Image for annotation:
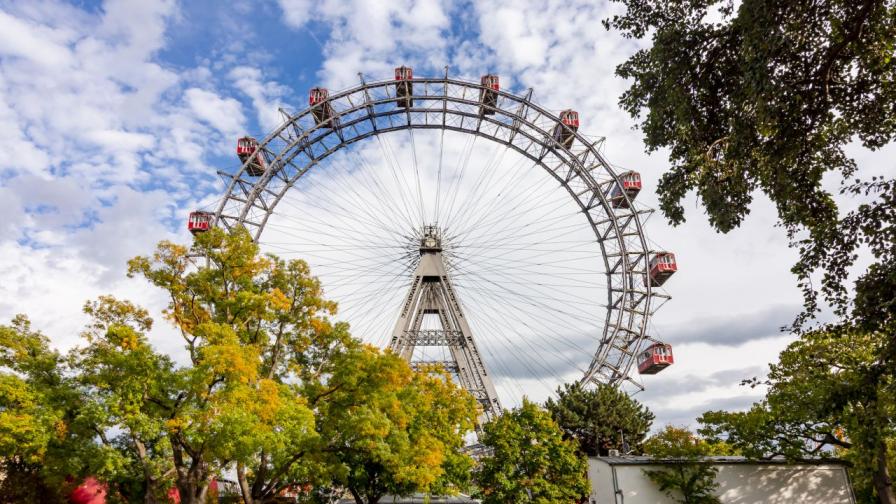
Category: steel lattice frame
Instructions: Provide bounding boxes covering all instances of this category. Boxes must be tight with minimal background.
[213,74,670,390]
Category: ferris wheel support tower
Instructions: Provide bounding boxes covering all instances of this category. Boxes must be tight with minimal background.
[388,226,502,424]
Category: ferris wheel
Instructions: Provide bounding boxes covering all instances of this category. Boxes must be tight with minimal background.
[189,67,677,413]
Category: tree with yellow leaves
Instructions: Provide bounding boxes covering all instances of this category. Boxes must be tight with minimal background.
[121,227,346,503]
[311,351,478,504]
[127,228,477,503]
[1,227,478,504]
[130,227,480,503]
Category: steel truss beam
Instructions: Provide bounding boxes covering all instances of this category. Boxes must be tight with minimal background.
[396,330,464,346]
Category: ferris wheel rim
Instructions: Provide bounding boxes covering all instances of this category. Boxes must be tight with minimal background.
[212,73,667,390]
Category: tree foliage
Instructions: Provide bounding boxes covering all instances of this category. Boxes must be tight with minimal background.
[117,227,337,503]
[606,4,896,499]
[0,316,69,503]
[70,296,181,503]
[313,353,478,504]
[605,0,896,328]
[474,399,589,504]
[642,426,725,504]
[699,327,895,503]
[0,227,478,504]
[545,382,654,456]
[0,316,65,465]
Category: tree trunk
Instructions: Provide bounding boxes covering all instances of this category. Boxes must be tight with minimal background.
[174,462,210,504]
[132,436,165,504]
[176,476,209,504]
[251,452,268,498]
[237,462,255,504]
[176,480,207,504]
[873,438,895,504]
[170,434,210,504]
[144,484,163,504]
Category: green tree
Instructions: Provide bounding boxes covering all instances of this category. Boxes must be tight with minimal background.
[642,426,736,504]
[0,316,65,465]
[69,296,182,503]
[1,227,480,504]
[0,316,69,503]
[604,0,896,329]
[0,227,331,503]
[604,4,896,501]
[311,350,478,504]
[474,399,589,504]
[124,227,339,503]
[545,382,654,456]
[699,327,895,503]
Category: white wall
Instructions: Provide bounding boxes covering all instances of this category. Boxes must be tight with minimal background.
[587,458,618,504]
[587,459,855,504]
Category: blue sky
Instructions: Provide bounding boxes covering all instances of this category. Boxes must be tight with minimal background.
[4,0,890,428]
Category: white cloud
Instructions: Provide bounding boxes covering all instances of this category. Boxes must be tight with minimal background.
[0,237,186,360]
[228,66,289,131]
[478,6,548,70]
[185,88,247,137]
[0,0,239,236]
[0,0,249,357]
[0,186,24,239]
[277,0,452,88]
[86,129,157,151]
[0,95,51,176]
[0,9,73,67]
[277,0,312,29]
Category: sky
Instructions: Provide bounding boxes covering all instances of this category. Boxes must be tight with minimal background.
[1,0,892,430]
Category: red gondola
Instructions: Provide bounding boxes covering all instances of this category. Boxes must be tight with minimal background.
[395,66,413,108]
[479,74,499,115]
[610,171,642,208]
[309,87,335,127]
[647,252,677,287]
[637,343,674,374]
[236,136,265,176]
[187,211,213,235]
[552,109,579,149]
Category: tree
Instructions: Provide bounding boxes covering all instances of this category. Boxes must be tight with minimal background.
[642,426,736,504]
[545,382,654,456]
[0,316,65,466]
[311,350,478,504]
[0,316,69,504]
[474,399,589,504]
[0,227,480,504]
[699,327,895,503]
[123,227,341,503]
[605,4,896,500]
[68,296,194,503]
[604,0,896,329]
[0,228,338,503]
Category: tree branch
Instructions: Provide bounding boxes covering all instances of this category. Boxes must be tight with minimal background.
[237,463,255,504]
[819,0,877,100]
